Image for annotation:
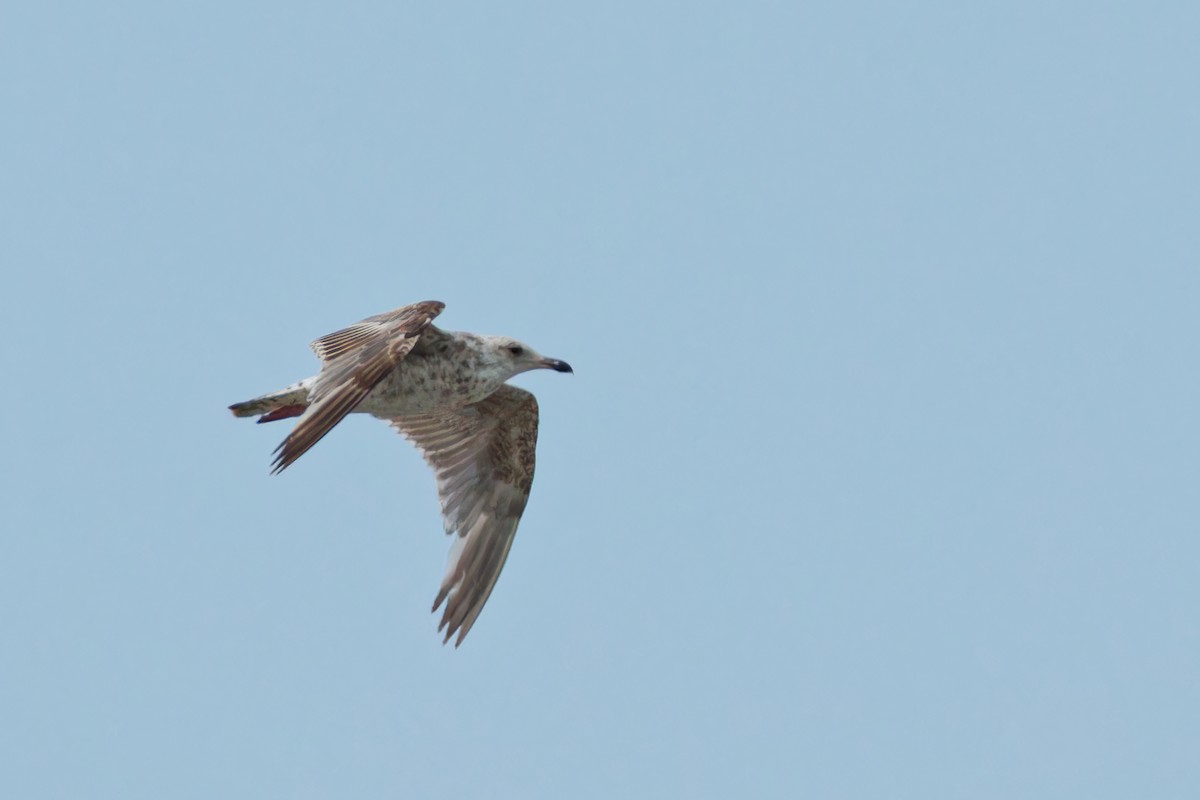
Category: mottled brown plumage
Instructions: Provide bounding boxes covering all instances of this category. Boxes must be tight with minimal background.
[229,301,572,645]
[391,385,539,642]
[270,301,444,474]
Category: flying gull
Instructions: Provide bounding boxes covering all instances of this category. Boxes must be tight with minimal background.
[229,301,572,645]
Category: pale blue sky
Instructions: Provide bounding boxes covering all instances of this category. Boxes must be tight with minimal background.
[2,2,1198,798]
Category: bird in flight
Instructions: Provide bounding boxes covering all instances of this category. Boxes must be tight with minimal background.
[229,301,572,645]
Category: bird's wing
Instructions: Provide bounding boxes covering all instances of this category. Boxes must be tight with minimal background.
[390,384,540,646]
[271,300,445,474]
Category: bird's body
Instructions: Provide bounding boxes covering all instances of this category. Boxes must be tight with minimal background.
[229,301,572,645]
[358,331,521,415]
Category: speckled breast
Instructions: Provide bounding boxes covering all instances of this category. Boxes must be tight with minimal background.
[358,350,503,416]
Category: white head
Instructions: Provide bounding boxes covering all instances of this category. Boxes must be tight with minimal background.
[482,336,574,379]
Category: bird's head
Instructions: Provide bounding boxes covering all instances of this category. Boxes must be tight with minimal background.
[486,336,573,378]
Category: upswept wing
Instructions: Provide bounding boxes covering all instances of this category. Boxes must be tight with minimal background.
[271,300,445,474]
[390,385,540,646]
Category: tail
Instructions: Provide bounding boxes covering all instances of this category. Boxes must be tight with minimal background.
[228,378,314,424]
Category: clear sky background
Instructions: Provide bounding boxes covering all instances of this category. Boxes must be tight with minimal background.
[2,2,1197,798]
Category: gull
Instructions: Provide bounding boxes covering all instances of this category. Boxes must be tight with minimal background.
[229,301,572,645]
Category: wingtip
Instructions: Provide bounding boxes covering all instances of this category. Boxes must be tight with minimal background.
[432,587,450,613]
[268,439,291,475]
[434,597,463,646]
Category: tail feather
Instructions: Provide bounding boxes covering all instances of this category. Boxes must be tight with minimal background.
[254,404,307,424]
[228,379,313,422]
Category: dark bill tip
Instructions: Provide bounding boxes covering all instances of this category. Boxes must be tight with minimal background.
[546,359,573,374]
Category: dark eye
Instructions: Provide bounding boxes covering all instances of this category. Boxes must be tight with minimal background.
[507,345,524,356]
